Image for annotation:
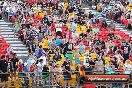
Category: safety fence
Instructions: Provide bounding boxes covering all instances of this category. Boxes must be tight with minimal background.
[0,72,131,88]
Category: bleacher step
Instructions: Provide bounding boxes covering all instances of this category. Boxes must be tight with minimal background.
[0,27,14,29]
[17,53,29,57]
[10,43,26,47]
[6,40,22,44]
[0,30,12,32]
[0,24,8,26]
[1,32,14,35]
[0,22,12,24]
[2,35,16,38]
[13,47,28,50]
[3,37,18,40]
[13,51,29,54]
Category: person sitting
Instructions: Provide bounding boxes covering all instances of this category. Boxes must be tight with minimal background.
[53,52,62,62]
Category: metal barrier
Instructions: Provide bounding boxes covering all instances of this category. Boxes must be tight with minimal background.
[0,72,131,88]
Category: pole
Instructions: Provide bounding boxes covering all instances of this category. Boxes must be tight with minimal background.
[48,72,51,88]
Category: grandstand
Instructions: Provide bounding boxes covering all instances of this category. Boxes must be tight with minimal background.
[0,0,131,88]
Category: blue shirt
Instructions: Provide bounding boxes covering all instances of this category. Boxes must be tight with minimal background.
[27,59,35,67]
[35,49,40,58]
[8,11,14,16]
[93,27,99,34]
[39,48,43,57]
[54,39,62,45]
[23,66,28,72]
[79,45,85,54]
[106,67,114,74]
[75,58,80,64]
[70,23,76,33]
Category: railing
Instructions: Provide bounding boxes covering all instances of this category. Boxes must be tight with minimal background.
[0,72,131,88]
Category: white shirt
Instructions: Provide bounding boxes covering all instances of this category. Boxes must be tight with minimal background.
[3,2,7,8]
[114,54,121,64]
[124,63,132,74]
[12,7,17,13]
[37,62,43,72]
[39,56,47,66]
[83,56,90,66]
[6,7,10,12]
[56,28,62,32]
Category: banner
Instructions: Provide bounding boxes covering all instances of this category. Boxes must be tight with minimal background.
[85,75,130,82]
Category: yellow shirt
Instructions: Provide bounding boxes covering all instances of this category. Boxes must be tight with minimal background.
[81,25,87,31]
[39,39,48,48]
[69,12,74,18]
[105,56,111,65]
[90,53,96,59]
[126,4,132,11]
[36,10,39,16]
[39,42,48,48]
[67,22,71,29]
[76,25,81,31]
[64,3,68,10]
[97,4,101,11]
[79,66,85,76]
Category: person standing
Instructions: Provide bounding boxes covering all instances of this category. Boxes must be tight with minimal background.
[0,55,8,87]
[62,57,72,88]
[121,42,131,63]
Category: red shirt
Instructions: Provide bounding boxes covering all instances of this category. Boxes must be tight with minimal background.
[29,0,35,5]
[18,64,23,72]
[30,64,35,72]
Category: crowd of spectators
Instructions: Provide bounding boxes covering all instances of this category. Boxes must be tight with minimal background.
[0,0,131,87]
[96,0,132,30]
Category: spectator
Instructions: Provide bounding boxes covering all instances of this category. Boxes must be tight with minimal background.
[1,1,132,87]
[101,19,107,29]
[121,42,131,62]
[124,60,132,74]
[93,25,99,34]
[62,57,72,87]
[109,21,115,30]
[0,55,8,83]
[42,64,49,86]
[114,51,124,65]
[78,42,85,54]
[53,51,61,62]
[27,54,36,70]
[105,64,114,74]
[94,56,104,74]
[36,59,43,84]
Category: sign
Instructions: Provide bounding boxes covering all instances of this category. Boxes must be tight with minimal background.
[85,75,130,83]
